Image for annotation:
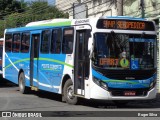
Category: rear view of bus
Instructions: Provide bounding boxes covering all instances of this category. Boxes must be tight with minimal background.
[90,17,157,103]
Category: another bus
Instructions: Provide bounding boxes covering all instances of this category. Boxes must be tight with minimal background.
[3,16,157,105]
[0,38,3,76]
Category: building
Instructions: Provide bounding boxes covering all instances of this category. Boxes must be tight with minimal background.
[55,0,118,18]
[124,0,160,93]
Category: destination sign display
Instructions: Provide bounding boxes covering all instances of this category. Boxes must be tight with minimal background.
[96,19,155,31]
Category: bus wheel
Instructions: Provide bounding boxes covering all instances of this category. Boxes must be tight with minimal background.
[63,79,78,105]
[19,72,28,94]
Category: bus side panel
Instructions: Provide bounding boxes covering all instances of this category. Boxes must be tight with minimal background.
[17,53,30,87]
[5,53,30,87]
[5,53,19,84]
[38,54,66,93]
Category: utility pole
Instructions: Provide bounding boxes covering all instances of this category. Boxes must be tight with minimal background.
[117,0,123,16]
[140,0,145,18]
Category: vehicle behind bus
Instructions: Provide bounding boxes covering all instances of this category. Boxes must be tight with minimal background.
[0,38,3,76]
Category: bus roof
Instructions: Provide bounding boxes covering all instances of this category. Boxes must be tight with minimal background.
[5,25,69,33]
[5,16,154,33]
[26,19,72,27]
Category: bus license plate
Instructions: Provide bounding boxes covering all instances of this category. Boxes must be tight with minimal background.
[124,91,136,96]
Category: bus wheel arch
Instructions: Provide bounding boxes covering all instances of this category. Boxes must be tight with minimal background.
[18,70,28,94]
[63,79,78,105]
[62,75,78,104]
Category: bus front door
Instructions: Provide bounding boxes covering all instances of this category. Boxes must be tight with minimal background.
[30,34,40,90]
[74,30,90,96]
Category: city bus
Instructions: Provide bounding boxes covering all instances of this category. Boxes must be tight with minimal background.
[0,38,3,76]
[3,16,157,105]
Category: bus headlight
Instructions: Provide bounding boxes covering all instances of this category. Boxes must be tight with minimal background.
[93,77,108,90]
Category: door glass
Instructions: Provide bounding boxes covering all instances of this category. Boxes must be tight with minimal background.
[33,35,40,58]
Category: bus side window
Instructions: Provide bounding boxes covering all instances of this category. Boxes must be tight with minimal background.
[41,30,51,53]
[51,29,62,54]
[62,28,74,54]
[13,33,20,52]
[21,32,30,53]
[5,33,12,52]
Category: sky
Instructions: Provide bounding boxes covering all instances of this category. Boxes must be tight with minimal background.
[23,0,55,5]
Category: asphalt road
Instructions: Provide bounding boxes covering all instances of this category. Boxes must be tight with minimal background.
[0,78,160,120]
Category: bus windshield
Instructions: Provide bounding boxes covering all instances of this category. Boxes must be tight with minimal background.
[92,33,156,70]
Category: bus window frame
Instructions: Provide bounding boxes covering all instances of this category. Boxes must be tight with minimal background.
[50,28,62,54]
[21,32,30,53]
[40,29,51,54]
[62,27,74,54]
[5,33,13,53]
[12,33,21,53]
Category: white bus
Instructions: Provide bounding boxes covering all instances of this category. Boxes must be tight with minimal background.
[3,16,157,105]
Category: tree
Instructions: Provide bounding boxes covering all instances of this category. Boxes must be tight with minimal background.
[0,0,26,19]
[0,1,69,37]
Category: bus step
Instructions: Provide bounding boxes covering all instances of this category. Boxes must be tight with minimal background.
[31,86,38,91]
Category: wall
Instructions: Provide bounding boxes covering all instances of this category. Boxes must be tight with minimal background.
[55,0,117,18]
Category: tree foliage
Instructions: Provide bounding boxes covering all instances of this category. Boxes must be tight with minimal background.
[0,1,69,37]
[0,0,25,18]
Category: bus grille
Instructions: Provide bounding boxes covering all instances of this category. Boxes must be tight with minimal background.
[93,66,156,80]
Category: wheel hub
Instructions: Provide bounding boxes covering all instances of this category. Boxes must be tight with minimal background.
[67,85,74,100]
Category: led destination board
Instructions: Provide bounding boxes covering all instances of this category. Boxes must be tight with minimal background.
[97,19,155,31]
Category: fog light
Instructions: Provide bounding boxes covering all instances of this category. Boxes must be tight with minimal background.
[93,76,108,90]
[100,81,108,90]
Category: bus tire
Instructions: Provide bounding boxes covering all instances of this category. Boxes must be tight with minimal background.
[63,79,78,105]
[19,72,28,94]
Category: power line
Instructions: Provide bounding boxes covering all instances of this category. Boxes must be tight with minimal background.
[1,0,78,19]
[0,0,115,30]
[72,0,114,16]
[0,0,56,18]
[2,0,114,20]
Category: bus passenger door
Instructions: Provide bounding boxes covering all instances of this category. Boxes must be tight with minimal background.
[74,30,90,96]
[30,33,40,89]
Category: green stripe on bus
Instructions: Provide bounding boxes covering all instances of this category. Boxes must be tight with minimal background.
[5,58,30,69]
[33,21,71,27]
[5,57,73,69]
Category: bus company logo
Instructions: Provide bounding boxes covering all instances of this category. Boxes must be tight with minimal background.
[75,19,89,25]
[41,64,62,71]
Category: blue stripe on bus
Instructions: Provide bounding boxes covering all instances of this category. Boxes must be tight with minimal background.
[106,16,146,20]
[92,68,156,89]
[6,26,70,33]
[129,38,155,42]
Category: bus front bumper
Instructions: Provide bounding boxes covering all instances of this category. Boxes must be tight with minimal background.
[90,83,157,100]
